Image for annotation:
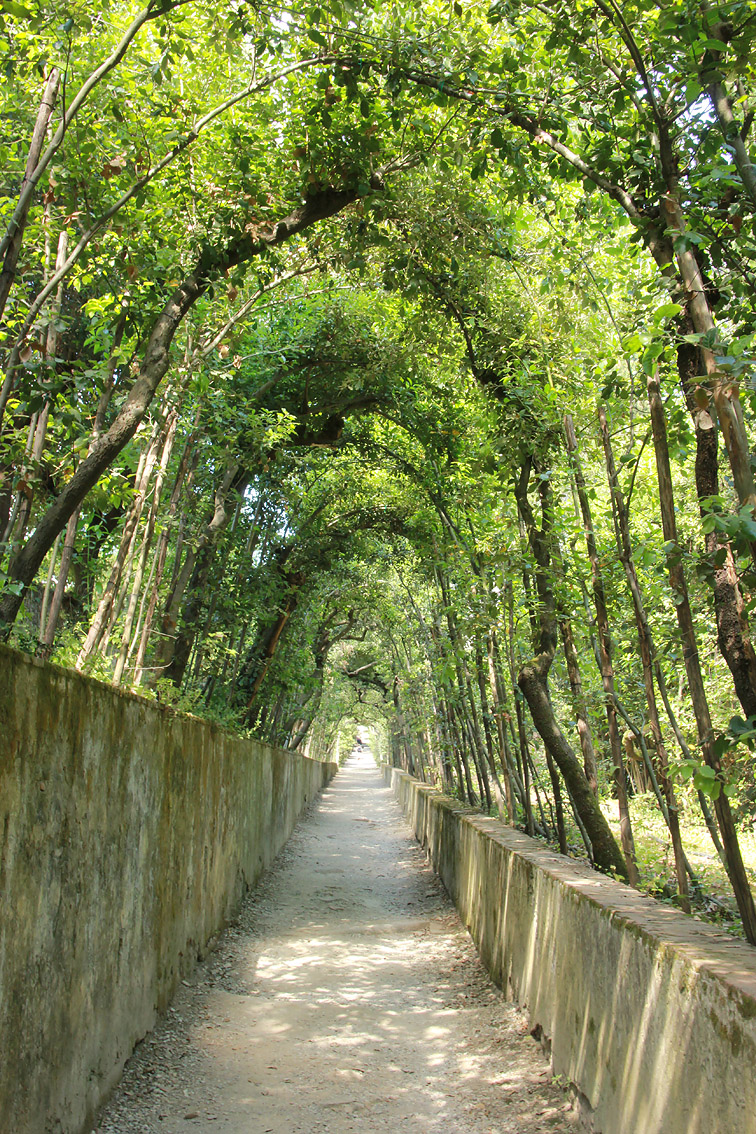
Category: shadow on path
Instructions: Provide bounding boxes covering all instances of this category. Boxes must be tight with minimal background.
[94,752,579,1133]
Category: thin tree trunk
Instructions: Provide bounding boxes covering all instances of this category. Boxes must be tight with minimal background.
[645,371,756,941]
[76,422,161,668]
[707,79,756,212]
[544,746,568,854]
[653,658,728,868]
[38,307,128,653]
[11,230,69,550]
[0,184,369,632]
[38,532,61,640]
[155,462,241,680]
[133,411,201,683]
[486,630,517,821]
[112,410,178,684]
[559,614,602,798]
[565,414,639,883]
[515,458,628,879]
[659,194,756,521]
[598,406,690,909]
[677,333,756,718]
[504,579,535,835]
[0,69,60,327]
[125,541,159,672]
[168,486,245,688]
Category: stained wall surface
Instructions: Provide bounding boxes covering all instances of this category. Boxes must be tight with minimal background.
[384,765,756,1134]
[0,645,336,1134]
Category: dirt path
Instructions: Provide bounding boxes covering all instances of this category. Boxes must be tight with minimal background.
[93,751,579,1134]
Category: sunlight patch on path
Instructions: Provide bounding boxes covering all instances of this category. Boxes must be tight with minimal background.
[93,751,579,1133]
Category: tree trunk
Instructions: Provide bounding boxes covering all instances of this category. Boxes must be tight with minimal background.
[0,69,60,326]
[38,532,61,641]
[515,458,627,878]
[153,462,242,681]
[659,194,756,521]
[133,411,202,683]
[112,409,178,684]
[164,472,247,687]
[38,308,128,653]
[11,230,69,552]
[676,333,756,718]
[486,630,517,821]
[598,405,690,910]
[75,421,162,668]
[645,370,756,942]
[504,579,535,834]
[564,414,639,883]
[0,183,372,632]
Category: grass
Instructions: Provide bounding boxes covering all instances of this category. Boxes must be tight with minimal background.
[601,790,756,938]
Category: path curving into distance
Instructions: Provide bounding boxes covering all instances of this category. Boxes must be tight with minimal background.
[94,750,579,1134]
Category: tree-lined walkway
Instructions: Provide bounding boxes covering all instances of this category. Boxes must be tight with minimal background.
[93,752,578,1133]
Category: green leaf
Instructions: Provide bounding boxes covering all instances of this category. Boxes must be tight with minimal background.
[653,302,682,321]
[2,1,33,17]
[713,735,731,759]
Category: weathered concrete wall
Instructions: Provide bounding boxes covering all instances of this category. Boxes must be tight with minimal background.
[0,645,337,1134]
[384,765,756,1134]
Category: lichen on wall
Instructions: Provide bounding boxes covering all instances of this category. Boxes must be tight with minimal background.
[0,645,336,1134]
[384,765,756,1134]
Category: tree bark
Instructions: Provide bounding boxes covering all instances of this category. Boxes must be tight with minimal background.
[676,333,756,718]
[0,69,60,325]
[514,458,628,878]
[598,405,690,910]
[0,183,373,632]
[645,370,756,942]
[564,414,639,883]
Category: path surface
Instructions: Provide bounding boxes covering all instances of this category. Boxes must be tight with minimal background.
[94,752,579,1134]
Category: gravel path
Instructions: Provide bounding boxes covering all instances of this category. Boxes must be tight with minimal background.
[93,751,579,1134]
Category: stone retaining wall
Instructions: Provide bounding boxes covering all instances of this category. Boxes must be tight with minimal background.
[0,645,337,1134]
[384,765,756,1134]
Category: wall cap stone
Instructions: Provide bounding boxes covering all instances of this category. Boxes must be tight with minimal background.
[385,767,756,1026]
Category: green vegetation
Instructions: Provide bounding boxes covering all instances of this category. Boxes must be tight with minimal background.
[2,0,756,937]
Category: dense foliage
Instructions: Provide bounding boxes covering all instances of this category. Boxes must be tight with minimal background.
[2,0,756,936]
